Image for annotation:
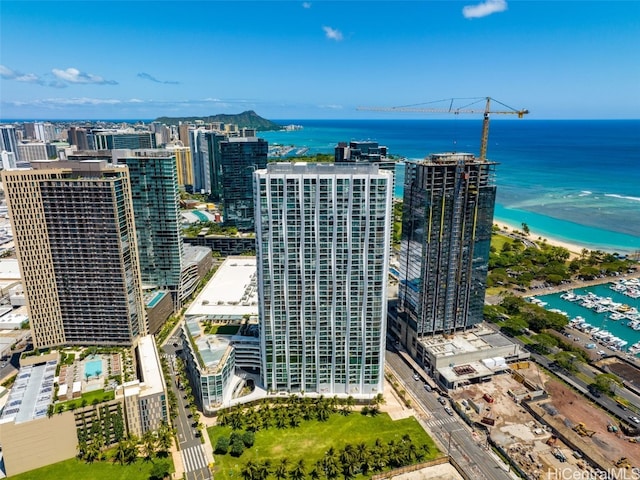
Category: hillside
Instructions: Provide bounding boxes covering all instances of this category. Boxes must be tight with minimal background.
[153,110,282,131]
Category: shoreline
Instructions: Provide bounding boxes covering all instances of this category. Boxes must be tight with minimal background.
[494,217,586,256]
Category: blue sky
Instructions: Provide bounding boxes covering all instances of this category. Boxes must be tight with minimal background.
[1,1,638,120]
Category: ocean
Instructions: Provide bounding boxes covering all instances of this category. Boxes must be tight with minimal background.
[261,119,640,255]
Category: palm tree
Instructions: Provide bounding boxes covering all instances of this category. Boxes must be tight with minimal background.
[275,409,289,429]
[217,408,229,426]
[323,447,340,480]
[241,460,259,480]
[316,399,331,422]
[113,439,128,465]
[124,436,139,464]
[142,430,157,461]
[339,444,358,479]
[156,422,173,455]
[85,442,101,463]
[256,459,272,480]
[289,411,302,428]
[274,458,289,480]
[289,459,306,480]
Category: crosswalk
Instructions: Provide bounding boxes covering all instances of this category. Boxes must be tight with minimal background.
[425,416,458,428]
[182,444,208,472]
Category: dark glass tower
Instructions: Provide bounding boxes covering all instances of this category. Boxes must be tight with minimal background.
[220,137,267,231]
[398,153,496,349]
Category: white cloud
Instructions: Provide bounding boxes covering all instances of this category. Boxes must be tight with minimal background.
[52,67,118,85]
[1,65,45,84]
[302,2,311,8]
[15,73,40,83]
[0,65,17,79]
[7,97,124,108]
[462,0,507,19]
[322,26,343,42]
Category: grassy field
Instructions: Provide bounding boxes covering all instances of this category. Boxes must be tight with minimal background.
[9,457,165,480]
[208,412,440,480]
[491,232,513,252]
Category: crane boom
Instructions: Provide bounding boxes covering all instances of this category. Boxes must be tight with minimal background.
[357,97,529,161]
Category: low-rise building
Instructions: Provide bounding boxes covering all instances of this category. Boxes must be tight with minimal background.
[116,335,168,436]
[181,257,260,414]
[413,325,530,390]
[0,335,168,476]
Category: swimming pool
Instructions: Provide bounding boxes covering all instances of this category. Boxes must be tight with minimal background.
[84,359,102,378]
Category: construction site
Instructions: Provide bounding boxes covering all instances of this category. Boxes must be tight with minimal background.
[449,361,640,479]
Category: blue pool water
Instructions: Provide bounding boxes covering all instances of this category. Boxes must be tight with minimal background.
[535,283,640,353]
[147,291,166,308]
[84,359,103,378]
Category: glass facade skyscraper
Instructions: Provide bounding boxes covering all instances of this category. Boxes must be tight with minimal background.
[118,151,184,298]
[398,153,496,351]
[221,137,268,231]
[255,163,393,397]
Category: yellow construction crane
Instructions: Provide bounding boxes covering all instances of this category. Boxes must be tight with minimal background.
[356,97,529,161]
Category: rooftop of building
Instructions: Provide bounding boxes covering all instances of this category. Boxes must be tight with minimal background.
[261,162,388,175]
[184,320,233,374]
[185,256,258,320]
[0,259,21,281]
[0,359,56,424]
[223,136,263,142]
[411,152,496,165]
[134,335,165,396]
[419,325,515,358]
[438,360,497,384]
[183,243,211,266]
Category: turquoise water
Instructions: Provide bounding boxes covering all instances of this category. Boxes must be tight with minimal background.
[84,359,103,377]
[260,120,640,255]
[147,291,166,308]
[535,283,640,353]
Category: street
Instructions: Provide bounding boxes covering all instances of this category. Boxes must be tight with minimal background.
[385,350,517,480]
[162,335,212,480]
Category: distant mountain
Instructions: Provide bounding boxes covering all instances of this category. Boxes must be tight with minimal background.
[153,110,282,131]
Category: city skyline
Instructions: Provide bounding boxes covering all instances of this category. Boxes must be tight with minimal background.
[1,1,638,120]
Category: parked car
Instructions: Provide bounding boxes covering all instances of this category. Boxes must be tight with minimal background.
[413,373,420,381]
[424,383,432,392]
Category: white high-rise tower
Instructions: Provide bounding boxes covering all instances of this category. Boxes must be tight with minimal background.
[254,163,393,397]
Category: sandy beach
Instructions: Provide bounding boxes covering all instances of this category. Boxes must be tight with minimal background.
[494,218,587,257]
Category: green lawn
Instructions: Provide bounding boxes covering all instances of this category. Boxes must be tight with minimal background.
[206,324,241,335]
[491,233,513,252]
[208,412,440,480]
[56,389,116,412]
[9,457,166,480]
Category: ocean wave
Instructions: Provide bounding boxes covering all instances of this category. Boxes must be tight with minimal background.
[605,193,640,202]
[578,191,592,196]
